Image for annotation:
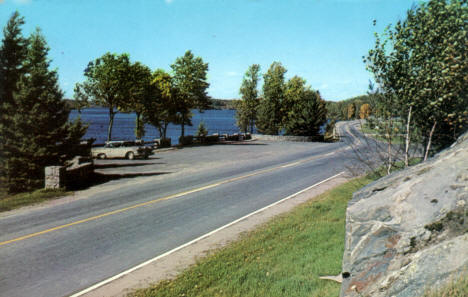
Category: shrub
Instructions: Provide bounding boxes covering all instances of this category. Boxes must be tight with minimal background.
[205,135,219,143]
[179,135,193,146]
[159,138,171,148]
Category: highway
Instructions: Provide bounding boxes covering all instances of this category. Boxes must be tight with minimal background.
[0,121,365,297]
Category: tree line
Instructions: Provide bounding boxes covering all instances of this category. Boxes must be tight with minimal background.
[0,12,212,193]
[367,0,467,165]
[235,62,328,137]
[74,50,211,143]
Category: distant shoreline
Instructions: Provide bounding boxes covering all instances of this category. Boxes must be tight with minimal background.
[63,98,239,111]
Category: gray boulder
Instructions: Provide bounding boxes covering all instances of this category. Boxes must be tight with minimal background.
[340,132,468,297]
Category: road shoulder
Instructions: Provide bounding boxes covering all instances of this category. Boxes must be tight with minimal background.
[78,174,350,297]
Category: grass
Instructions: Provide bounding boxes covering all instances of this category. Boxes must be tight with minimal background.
[0,188,70,212]
[359,123,406,145]
[422,275,468,297]
[129,176,375,297]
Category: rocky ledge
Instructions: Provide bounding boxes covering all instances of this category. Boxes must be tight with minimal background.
[340,132,468,297]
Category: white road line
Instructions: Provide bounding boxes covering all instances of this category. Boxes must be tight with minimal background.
[69,171,345,297]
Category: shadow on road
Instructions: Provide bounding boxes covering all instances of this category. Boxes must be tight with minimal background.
[94,162,165,169]
[67,171,171,190]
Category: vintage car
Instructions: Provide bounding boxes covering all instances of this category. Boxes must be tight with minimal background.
[91,141,151,160]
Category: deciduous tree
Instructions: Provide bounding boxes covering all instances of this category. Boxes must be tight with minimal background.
[74,52,132,142]
[365,0,468,161]
[171,50,210,137]
[236,64,261,134]
[256,62,286,135]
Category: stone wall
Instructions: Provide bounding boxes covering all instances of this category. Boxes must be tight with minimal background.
[45,156,94,190]
[252,134,317,142]
[340,131,468,297]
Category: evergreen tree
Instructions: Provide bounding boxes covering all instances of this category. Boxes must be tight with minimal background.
[0,12,29,185]
[4,29,86,192]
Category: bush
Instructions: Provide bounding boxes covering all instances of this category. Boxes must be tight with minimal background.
[226,134,239,141]
[179,135,193,146]
[159,138,171,148]
[196,121,208,138]
[205,135,219,143]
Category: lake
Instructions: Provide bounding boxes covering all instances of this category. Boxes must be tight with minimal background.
[69,108,244,145]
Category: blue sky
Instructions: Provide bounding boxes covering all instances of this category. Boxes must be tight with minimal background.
[0,0,418,101]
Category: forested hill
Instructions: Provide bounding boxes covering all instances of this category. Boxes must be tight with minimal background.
[326,94,377,121]
[63,98,240,110]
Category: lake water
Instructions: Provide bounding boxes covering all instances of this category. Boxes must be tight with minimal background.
[69,108,244,145]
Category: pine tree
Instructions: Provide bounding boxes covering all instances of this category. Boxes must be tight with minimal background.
[5,29,86,192]
[0,12,29,187]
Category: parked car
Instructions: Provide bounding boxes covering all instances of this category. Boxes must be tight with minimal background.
[91,141,151,160]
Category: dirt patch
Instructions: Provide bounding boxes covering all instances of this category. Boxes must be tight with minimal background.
[79,175,350,297]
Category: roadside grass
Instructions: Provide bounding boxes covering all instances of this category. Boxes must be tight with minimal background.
[359,123,406,145]
[422,274,468,297]
[0,188,70,212]
[129,176,375,297]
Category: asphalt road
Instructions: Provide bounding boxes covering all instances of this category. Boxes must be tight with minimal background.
[0,121,365,297]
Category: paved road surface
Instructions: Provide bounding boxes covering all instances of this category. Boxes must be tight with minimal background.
[0,121,365,297]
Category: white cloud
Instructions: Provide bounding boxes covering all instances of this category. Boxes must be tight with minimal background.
[164,0,174,4]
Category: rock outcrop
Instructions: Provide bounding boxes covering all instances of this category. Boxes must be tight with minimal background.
[340,132,468,297]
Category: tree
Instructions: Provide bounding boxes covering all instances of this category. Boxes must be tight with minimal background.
[74,52,132,142]
[171,50,210,137]
[0,12,29,184]
[196,121,208,138]
[347,103,356,120]
[282,76,327,136]
[119,61,152,139]
[235,100,250,133]
[359,103,372,119]
[237,64,261,133]
[256,62,286,135]
[365,0,468,161]
[4,29,86,192]
[143,69,178,140]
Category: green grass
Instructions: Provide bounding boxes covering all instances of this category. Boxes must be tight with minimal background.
[359,124,406,145]
[422,275,468,297]
[0,188,70,212]
[129,176,374,297]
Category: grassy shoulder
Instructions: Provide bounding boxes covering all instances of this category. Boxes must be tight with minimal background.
[130,176,374,297]
[0,188,70,212]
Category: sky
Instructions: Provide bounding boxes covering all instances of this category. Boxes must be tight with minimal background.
[0,0,419,101]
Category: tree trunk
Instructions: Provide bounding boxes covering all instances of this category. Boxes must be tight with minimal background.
[181,115,185,137]
[404,106,412,167]
[107,107,115,142]
[424,121,437,161]
[386,118,393,175]
[163,122,168,139]
[136,112,141,140]
[157,126,163,139]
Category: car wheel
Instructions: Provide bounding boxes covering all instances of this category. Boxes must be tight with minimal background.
[98,153,106,159]
[126,152,135,160]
